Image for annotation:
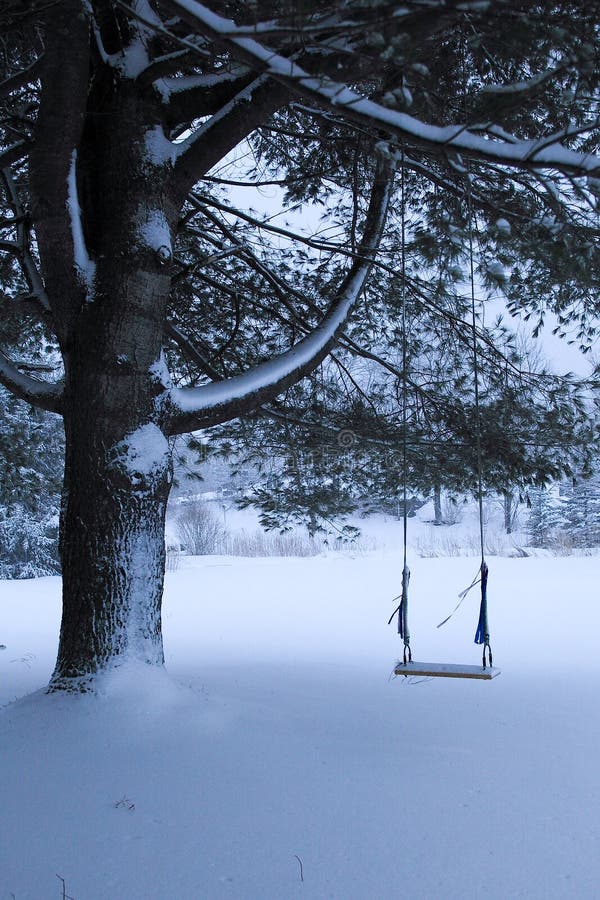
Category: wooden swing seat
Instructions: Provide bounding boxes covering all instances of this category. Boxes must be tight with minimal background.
[394,660,501,680]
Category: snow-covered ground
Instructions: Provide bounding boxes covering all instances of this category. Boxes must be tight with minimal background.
[1,537,599,899]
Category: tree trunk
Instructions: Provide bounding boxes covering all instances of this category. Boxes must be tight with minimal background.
[51,310,174,687]
[49,81,177,688]
[52,417,171,687]
[503,491,513,534]
[433,483,443,525]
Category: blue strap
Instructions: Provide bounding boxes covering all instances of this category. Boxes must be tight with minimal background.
[399,565,410,640]
[474,560,489,645]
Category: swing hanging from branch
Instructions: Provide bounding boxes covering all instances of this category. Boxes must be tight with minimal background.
[391,160,500,681]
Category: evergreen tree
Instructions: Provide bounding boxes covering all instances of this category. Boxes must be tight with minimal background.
[526,487,565,548]
[0,386,63,577]
[563,475,600,548]
[0,220,63,576]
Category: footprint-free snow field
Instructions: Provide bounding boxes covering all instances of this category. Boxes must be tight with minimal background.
[1,553,599,899]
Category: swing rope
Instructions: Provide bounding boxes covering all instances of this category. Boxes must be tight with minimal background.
[388,151,411,664]
[399,152,411,664]
[466,175,493,669]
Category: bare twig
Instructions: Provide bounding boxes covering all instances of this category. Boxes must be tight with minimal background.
[56,874,75,900]
[293,854,304,883]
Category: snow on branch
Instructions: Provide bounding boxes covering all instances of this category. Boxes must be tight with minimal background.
[0,348,63,413]
[481,65,565,97]
[166,153,394,435]
[159,68,255,126]
[117,0,162,78]
[157,69,245,101]
[165,0,600,176]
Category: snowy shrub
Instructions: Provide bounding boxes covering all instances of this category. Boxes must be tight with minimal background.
[226,528,379,557]
[175,500,225,555]
[414,526,528,559]
[442,496,463,526]
[547,530,575,556]
[0,505,60,579]
[414,532,466,557]
[171,503,331,558]
[224,529,324,557]
[165,545,182,571]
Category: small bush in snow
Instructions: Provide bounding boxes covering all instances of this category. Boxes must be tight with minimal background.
[166,545,182,571]
[224,529,324,557]
[170,500,374,559]
[442,496,463,526]
[414,525,528,559]
[175,500,225,555]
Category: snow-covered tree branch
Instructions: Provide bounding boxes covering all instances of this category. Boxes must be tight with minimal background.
[165,0,600,176]
[173,75,291,196]
[168,153,395,434]
[159,69,253,125]
[0,349,63,412]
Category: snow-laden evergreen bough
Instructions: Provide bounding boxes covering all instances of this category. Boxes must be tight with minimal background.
[0,0,598,689]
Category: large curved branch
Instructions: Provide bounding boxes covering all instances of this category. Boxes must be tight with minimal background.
[165,0,600,176]
[0,348,63,413]
[173,74,291,199]
[166,153,394,435]
[160,69,254,126]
